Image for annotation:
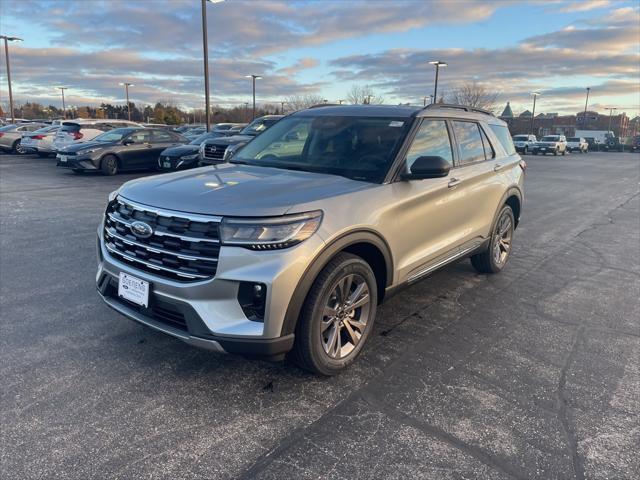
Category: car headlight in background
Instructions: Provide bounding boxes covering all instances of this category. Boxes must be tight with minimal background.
[181,153,199,161]
[223,143,245,162]
[77,147,101,155]
[220,211,322,250]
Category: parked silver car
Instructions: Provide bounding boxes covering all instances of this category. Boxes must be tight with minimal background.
[0,123,47,154]
[20,125,60,157]
[97,104,525,375]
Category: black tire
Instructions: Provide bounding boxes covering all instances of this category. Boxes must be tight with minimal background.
[11,140,22,154]
[100,155,119,175]
[290,252,378,376]
[561,149,566,156]
[533,150,538,156]
[523,146,528,155]
[471,205,515,274]
[553,148,558,156]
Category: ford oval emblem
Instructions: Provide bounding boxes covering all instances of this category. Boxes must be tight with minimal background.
[130,221,153,239]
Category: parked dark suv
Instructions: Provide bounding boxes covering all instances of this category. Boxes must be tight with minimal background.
[199,115,283,165]
[97,104,525,375]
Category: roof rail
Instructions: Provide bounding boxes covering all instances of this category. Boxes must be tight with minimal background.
[307,103,342,109]
[423,103,495,117]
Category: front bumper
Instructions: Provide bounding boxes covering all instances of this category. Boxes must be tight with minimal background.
[159,155,199,171]
[96,223,325,358]
[56,153,99,170]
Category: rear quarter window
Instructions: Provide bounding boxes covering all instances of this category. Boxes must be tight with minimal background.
[489,124,516,156]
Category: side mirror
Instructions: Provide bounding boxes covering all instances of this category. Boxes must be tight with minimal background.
[402,156,451,180]
[122,138,134,145]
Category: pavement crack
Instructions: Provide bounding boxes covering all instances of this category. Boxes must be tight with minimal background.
[556,326,586,480]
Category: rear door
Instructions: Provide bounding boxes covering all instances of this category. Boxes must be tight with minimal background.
[448,120,505,243]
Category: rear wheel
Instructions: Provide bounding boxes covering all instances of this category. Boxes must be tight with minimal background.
[11,140,23,154]
[553,148,558,156]
[290,252,377,375]
[523,146,528,155]
[100,155,119,175]
[471,205,514,274]
[561,148,566,156]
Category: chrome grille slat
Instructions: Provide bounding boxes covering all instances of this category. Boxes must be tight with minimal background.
[104,227,219,262]
[103,197,221,282]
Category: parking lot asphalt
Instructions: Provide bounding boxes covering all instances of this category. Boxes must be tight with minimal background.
[1,151,639,480]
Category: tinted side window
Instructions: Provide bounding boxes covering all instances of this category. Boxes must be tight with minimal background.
[452,121,485,165]
[480,126,495,159]
[152,130,174,142]
[489,124,515,156]
[127,131,152,144]
[405,120,453,169]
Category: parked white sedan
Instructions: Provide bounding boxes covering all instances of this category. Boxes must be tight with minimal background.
[20,125,60,157]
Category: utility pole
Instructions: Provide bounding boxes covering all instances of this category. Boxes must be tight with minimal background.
[429,60,447,104]
[530,92,540,135]
[582,87,590,125]
[58,87,68,119]
[605,107,617,135]
[1,35,22,123]
[120,82,133,121]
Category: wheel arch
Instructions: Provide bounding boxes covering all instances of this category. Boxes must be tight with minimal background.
[281,229,393,336]
[100,152,122,169]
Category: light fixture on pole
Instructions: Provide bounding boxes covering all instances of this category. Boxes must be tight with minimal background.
[530,92,540,135]
[280,101,285,114]
[245,74,262,120]
[428,60,447,103]
[582,87,590,125]
[57,87,68,119]
[201,0,226,132]
[605,107,617,134]
[119,82,134,121]
[1,35,23,124]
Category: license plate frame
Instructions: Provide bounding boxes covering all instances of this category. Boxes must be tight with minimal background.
[118,272,150,307]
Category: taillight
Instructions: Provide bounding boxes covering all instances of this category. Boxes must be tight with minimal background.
[32,134,46,140]
[519,160,527,171]
[72,131,84,140]
[0,133,4,137]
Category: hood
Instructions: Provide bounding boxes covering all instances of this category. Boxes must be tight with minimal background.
[160,144,199,156]
[203,134,253,147]
[62,141,111,152]
[118,163,375,217]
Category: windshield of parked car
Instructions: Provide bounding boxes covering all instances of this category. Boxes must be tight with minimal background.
[240,118,280,136]
[93,128,137,142]
[512,135,528,141]
[189,132,220,145]
[542,136,560,141]
[232,115,411,183]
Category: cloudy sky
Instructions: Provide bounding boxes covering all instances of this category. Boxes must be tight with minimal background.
[1,0,638,116]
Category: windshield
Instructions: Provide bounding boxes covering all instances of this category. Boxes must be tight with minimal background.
[189,132,220,145]
[233,115,410,183]
[542,136,560,141]
[512,135,528,141]
[93,128,136,142]
[240,118,280,136]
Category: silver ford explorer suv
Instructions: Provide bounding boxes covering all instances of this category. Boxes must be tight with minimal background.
[97,104,525,375]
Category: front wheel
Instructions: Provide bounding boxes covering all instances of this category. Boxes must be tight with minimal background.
[290,252,378,375]
[471,205,515,274]
[561,149,566,156]
[100,155,119,175]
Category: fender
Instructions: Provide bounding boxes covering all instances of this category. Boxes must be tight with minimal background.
[280,229,393,336]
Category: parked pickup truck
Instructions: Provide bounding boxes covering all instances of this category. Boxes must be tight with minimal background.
[532,135,567,156]
[512,134,537,154]
[566,137,588,153]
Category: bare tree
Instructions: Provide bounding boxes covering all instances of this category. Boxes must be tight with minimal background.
[346,85,384,105]
[446,81,501,112]
[285,94,326,112]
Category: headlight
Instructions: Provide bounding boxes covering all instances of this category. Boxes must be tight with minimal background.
[220,211,322,250]
[181,153,199,160]
[78,147,101,155]
[223,143,244,162]
[108,190,119,202]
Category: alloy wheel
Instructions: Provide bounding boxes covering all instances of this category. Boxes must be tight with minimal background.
[492,212,513,266]
[320,273,371,359]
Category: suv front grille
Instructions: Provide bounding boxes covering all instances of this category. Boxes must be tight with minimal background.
[103,198,221,282]
[203,143,228,161]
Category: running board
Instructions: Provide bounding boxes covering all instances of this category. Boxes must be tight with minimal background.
[407,242,483,284]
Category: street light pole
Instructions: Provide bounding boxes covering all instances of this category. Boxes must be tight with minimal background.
[57,87,68,119]
[120,82,133,121]
[605,107,617,134]
[582,87,590,125]
[280,101,285,114]
[429,60,447,103]
[245,74,262,120]
[200,1,225,132]
[1,35,23,124]
[530,92,540,135]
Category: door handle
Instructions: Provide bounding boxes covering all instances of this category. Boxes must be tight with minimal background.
[448,178,461,188]
[493,163,504,172]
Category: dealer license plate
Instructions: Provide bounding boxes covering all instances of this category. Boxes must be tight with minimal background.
[118,272,149,307]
